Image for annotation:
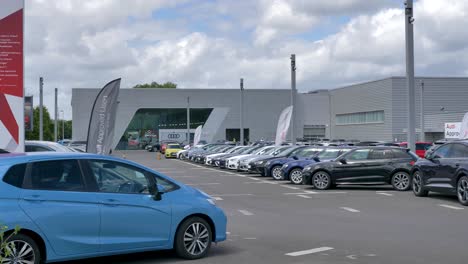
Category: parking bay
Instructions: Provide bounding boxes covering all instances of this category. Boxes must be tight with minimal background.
[67,150,467,264]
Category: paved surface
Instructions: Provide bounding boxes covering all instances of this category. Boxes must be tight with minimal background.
[65,151,467,264]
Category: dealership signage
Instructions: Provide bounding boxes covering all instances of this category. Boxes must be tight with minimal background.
[445,122,461,139]
[159,129,193,143]
[0,0,24,152]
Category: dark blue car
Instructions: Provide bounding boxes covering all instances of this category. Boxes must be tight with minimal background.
[281,147,354,184]
[266,147,324,180]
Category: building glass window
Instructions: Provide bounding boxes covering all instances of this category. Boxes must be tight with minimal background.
[336,111,384,125]
[116,108,213,150]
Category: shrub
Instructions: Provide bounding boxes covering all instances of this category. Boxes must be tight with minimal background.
[0,224,21,262]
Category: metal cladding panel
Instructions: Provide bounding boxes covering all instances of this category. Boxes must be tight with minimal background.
[72,88,291,146]
[330,79,393,141]
[392,77,468,141]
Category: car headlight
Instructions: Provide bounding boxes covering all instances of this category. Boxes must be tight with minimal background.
[206,198,216,205]
[265,161,271,166]
[283,164,289,168]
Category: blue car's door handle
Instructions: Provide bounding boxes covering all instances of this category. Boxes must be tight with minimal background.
[101,199,120,206]
[23,195,44,202]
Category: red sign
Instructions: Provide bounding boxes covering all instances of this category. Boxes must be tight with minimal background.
[0,0,24,152]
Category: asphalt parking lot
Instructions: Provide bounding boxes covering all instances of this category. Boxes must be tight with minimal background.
[65,150,467,264]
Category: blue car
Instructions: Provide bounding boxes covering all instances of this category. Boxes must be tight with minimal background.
[266,147,323,180]
[0,152,226,263]
[281,147,354,184]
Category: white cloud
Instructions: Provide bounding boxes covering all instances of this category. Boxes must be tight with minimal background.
[22,0,468,120]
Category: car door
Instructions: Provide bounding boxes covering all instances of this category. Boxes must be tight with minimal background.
[424,144,457,192]
[19,159,100,256]
[333,149,371,183]
[366,148,395,183]
[84,159,172,252]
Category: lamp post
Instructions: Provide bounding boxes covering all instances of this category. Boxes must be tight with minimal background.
[187,97,190,145]
[291,54,297,144]
[420,80,425,142]
[240,78,244,146]
[405,0,416,152]
[60,110,65,140]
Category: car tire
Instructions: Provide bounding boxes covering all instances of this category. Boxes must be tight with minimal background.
[412,170,428,197]
[391,171,411,191]
[289,168,303,185]
[175,217,212,260]
[457,176,468,206]
[270,165,283,180]
[3,233,42,264]
[312,171,332,190]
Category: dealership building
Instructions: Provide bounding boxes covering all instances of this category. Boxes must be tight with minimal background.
[72,76,468,149]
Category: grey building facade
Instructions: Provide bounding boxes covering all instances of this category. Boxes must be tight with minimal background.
[71,76,468,149]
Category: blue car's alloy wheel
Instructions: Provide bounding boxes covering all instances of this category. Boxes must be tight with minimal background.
[175,217,212,260]
[289,168,303,185]
[271,166,283,180]
[2,234,41,264]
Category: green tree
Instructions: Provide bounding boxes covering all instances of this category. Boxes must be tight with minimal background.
[133,81,177,88]
[0,224,21,263]
[25,106,54,141]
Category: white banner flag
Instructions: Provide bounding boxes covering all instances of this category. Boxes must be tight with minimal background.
[275,106,293,146]
[193,125,203,146]
[459,112,468,139]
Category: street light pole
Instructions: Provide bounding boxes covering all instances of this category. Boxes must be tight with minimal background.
[39,77,43,141]
[240,78,244,146]
[420,80,425,142]
[291,54,297,145]
[405,0,416,152]
[54,88,58,142]
[186,97,190,145]
[61,110,64,140]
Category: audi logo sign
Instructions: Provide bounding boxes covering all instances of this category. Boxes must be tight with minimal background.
[168,133,181,139]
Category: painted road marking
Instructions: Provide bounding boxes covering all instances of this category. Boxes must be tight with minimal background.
[377,192,394,196]
[283,191,318,195]
[340,207,360,213]
[212,197,223,201]
[261,181,278,184]
[238,210,254,216]
[439,204,464,210]
[243,181,264,184]
[281,185,300,190]
[243,237,257,240]
[285,247,334,257]
[210,193,254,197]
[297,195,312,199]
[186,183,221,186]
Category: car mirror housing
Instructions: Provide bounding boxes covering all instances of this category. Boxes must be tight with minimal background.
[292,155,298,160]
[313,156,320,162]
[339,158,347,164]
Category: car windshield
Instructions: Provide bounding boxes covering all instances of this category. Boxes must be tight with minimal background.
[274,147,296,156]
[295,148,323,157]
[263,147,278,155]
[416,143,433,150]
[168,145,181,149]
[254,147,272,155]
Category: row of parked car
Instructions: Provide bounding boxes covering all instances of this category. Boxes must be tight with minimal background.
[178,140,468,206]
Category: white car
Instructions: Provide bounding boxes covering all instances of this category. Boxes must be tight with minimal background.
[237,146,281,171]
[205,146,243,165]
[226,146,264,170]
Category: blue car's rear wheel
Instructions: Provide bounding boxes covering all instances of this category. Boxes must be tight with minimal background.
[175,217,212,259]
[1,234,41,264]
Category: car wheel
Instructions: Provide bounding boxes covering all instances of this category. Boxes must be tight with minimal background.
[289,168,303,185]
[457,176,468,206]
[271,166,283,180]
[312,171,332,190]
[175,217,212,260]
[2,234,42,264]
[412,171,428,197]
[391,171,411,191]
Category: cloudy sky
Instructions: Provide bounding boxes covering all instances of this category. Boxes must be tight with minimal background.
[24,0,468,119]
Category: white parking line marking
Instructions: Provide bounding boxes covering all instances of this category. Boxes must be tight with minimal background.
[243,237,257,240]
[297,195,312,199]
[377,192,394,196]
[210,194,254,197]
[243,181,263,184]
[281,185,300,190]
[212,197,223,201]
[285,247,334,257]
[439,204,464,210]
[186,183,221,186]
[238,210,254,216]
[226,232,231,235]
[340,207,360,213]
[283,191,318,195]
[261,181,278,184]
[248,177,261,181]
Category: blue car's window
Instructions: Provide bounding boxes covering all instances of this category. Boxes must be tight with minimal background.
[30,160,85,191]
[88,160,150,194]
[3,163,26,188]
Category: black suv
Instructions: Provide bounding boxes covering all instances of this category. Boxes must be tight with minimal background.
[411,141,468,206]
[303,147,418,191]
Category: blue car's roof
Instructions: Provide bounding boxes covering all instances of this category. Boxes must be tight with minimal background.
[0,152,121,165]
